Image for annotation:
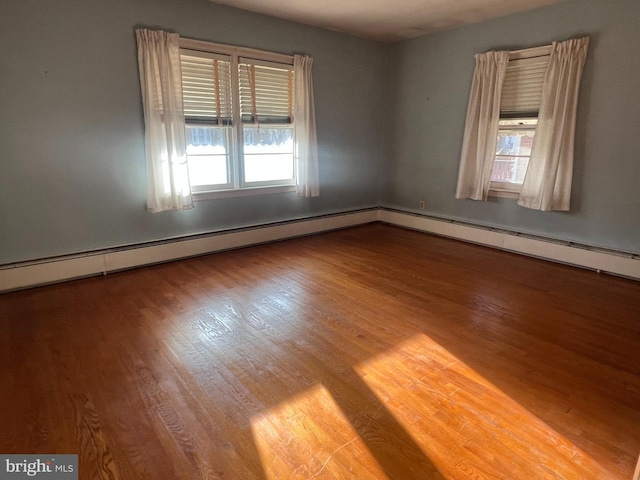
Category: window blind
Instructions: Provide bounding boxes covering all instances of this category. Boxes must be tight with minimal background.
[238,58,293,124]
[180,50,232,124]
[501,45,552,117]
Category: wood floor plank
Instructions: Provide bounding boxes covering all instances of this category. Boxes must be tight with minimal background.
[1,224,639,479]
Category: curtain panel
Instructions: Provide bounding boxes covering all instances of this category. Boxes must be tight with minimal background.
[136,29,193,212]
[293,54,320,197]
[518,37,590,211]
[455,51,509,201]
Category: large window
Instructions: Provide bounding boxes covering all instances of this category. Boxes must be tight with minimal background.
[136,29,319,212]
[489,46,551,197]
[180,42,296,195]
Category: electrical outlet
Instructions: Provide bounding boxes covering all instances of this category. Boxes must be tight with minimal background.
[419,201,425,210]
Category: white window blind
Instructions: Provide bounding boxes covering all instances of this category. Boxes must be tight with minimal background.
[238,58,293,124]
[180,49,232,124]
[500,45,552,116]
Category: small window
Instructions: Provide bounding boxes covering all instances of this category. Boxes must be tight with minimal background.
[491,118,537,190]
[490,46,551,196]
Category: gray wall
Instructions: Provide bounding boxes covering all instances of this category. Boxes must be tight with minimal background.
[382,0,640,253]
[0,0,386,264]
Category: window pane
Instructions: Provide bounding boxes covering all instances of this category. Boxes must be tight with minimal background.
[244,154,294,182]
[186,126,230,186]
[188,155,228,186]
[492,119,536,184]
[243,127,294,183]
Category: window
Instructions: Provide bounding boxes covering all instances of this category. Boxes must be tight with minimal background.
[491,118,537,188]
[179,40,296,196]
[456,37,589,210]
[489,45,551,197]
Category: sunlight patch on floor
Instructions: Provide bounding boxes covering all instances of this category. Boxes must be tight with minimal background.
[250,383,389,479]
[354,332,616,480]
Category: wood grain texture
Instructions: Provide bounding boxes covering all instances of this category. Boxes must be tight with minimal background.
[1,224,639,479]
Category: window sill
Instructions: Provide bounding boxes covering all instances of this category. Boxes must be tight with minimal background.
[488,189,520,199]
[193,185,296,201]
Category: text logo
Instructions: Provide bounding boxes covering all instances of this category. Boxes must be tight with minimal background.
[0,456,77,479]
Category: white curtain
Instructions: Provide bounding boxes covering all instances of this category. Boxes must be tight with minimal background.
[293,54,319,197]
[456,51,509,201]
[518,37,590,211]
[136,29,193,212]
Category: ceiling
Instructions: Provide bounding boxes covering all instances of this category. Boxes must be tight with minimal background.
[208,0,569,42]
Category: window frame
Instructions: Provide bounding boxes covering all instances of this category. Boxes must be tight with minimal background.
[179,38,297,199]
[488,45,552,198]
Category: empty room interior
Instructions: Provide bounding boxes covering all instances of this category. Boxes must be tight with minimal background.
[1,0,639,478]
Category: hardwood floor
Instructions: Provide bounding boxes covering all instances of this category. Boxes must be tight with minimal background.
[1,223,639,479]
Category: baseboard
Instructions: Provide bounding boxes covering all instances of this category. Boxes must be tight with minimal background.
[2,207,638,293]
[380,209,640,280]
[0,209,380,292]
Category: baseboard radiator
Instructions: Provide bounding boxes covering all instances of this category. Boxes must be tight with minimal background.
[379,209,639,281]
[0,209,379,292]
[1,208,638,293]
